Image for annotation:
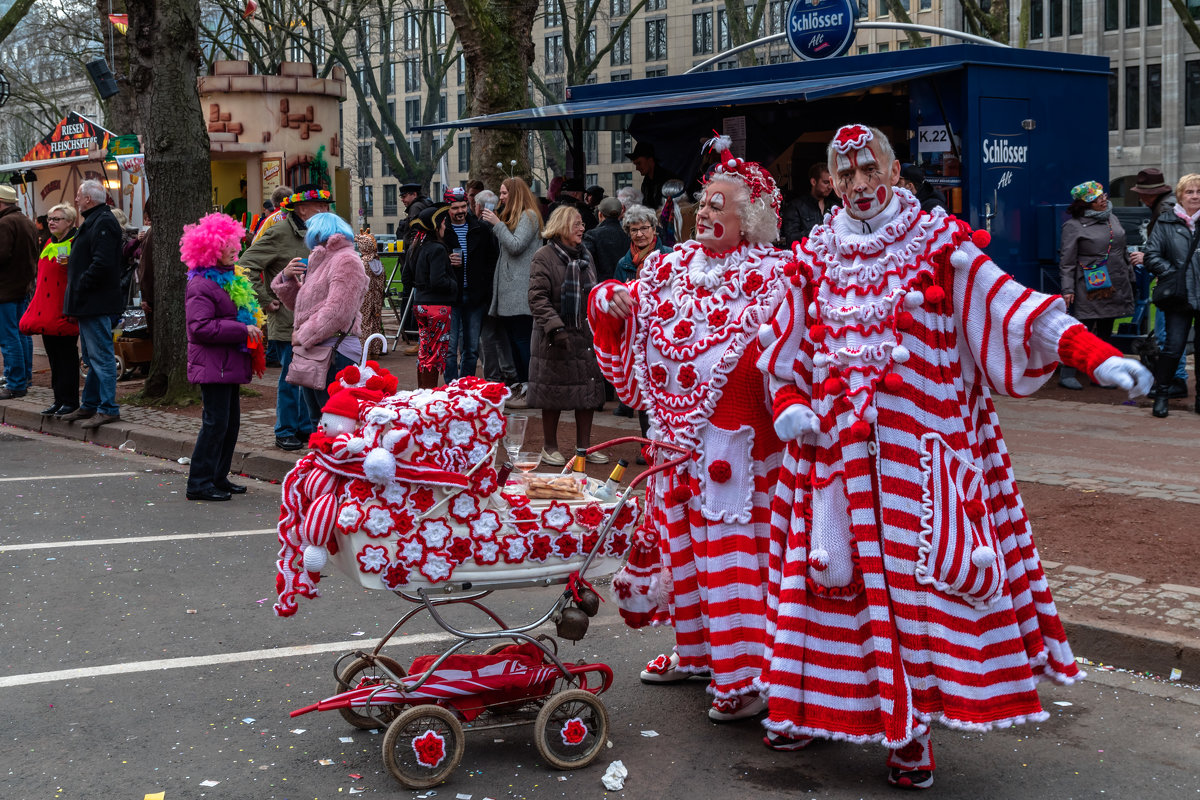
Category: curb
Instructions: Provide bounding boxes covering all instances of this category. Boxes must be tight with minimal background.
[0,399,300,483]
[5,397,1200,681]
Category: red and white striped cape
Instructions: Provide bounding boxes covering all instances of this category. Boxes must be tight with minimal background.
[589,240,791,699]
[756,191,1116,748]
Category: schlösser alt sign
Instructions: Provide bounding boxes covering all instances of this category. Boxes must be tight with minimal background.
[785,0,858,61]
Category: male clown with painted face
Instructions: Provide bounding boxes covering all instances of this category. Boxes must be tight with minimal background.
[588,136,793,723]
[754,124,1151,789]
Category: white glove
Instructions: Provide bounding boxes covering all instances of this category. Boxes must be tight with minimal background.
[1093,356,1154,398]
[774,404,820,441]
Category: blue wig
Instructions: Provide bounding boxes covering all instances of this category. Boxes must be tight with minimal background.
[304,212,355,249]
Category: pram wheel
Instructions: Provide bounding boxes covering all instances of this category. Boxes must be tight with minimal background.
[382,704,465,789]
[337,655,407,730]
[534,688,609,770]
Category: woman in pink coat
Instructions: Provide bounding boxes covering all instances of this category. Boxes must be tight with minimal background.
[271,212,369,428]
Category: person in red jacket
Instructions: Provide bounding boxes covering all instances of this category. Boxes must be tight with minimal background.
[19,203,80,415]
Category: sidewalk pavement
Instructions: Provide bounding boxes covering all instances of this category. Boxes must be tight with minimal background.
[4,370,1200,683]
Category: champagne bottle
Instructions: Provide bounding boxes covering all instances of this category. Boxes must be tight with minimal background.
[594,459,629,502]
[496,461,514,488]
[572,448,589,492]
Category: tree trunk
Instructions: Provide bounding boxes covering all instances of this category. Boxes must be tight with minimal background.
[443,0,540,187]
[883,0,927,49]
[1167,0,1200,51]
[126,0,210,404]
[96,0,145,134]
[0,0,36,45]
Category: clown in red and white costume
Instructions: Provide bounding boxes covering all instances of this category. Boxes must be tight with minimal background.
[589,136,794,721]
[755,124,1151,789]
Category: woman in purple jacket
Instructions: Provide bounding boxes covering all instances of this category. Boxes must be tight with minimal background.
[181,213,267,501]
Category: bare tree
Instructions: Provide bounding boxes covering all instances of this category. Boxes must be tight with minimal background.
[0,0,38,44]
[958,0,1010,44]
[1167,0,1200,51]
[126,0,213,403]
[880,0,926,49]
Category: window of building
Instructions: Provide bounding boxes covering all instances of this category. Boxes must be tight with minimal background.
[290,37,304,63]
[770,1,786,33]
[382,63,395,94]
[878,42,889,52]
[1108,69,1119,130]
[693,11,713,55]
[403,14,421,50]
[458,92,467,117]
[405,59,421,92]
[717,9,729,50]
[646,0,667,10]
[1104,0,1119,29]
[405,98,421,129]
[437,94,447,123]
[410,138,422,162]
[358,144,373,178]
[383,183,397,216]
[1186,61,1200,125]
[611,25,632,65]
[646,65,668,77]
[1147,63,1162,129]
[1190,0,1200,18]
[546,33,565,73]
[1049,0,1063,36]
[1031,0,1044,38]
[360,184,374,215]
[357,105,372,138]
[357,18,371,53]
[1069,0,1082,33]
[646,18,668,60]
[584,131,598,165]
[1148,0,1161,24]
[610,0,629,14]
[458,135,471,172]
[1126,0,1140,26]
[545,0,562,27]
[315,28,325,63]
[546,80,565,100]
[1125,66,1140,129]
[456,53,466,84]
[611,70,631,81]
[386,222,395,235]
[877,0,888,15]
[433,12,446,45]
[613,171,633,192]
[919,0,931,9]
[857,0,868,17]
[857,44,869,55]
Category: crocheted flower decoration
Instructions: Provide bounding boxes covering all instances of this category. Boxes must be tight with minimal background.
[677,364,698,390]
[381,560,410,590]
[560,717,588,746]
[674,319,694,339]
[412,729,447,768]
[357,545,389,574]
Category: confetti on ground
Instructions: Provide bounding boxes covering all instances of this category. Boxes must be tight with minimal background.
[456,794,473,799]
[144,793,165,800]
[1053,701,1073,707]
[350,789,365,795]
[351,631,365,636]
[339,736,354,743]
[200,779,220,787]
[318,758,335,765]
[291,728,306,734]
[242,717,255,724]
[349,773,363,779]
[640,730,659,737]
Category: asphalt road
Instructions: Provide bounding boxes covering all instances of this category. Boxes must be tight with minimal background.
[2,428,1200,799]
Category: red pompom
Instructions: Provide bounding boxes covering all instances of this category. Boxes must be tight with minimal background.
[366,360,381,371]
[895,311,914,330]
[383,376,399,393]
[925,285,946,304]
[671,486,692,504]
[708,460,732,484]
[823,376,841,395]
[783,262,798,276]
[276,573,285,593]
[850,420,871,441]
[364,375,386,391]
[883,372,904,392]
[790,275,803,287]
[963,499,987,521]
[811,324,827,342]
[340,365,362,385]
[972,230,991,249]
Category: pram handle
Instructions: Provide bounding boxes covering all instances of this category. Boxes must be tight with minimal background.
[582,436,691,492]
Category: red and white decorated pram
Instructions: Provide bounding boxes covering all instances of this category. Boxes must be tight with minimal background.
[274,341,689,788]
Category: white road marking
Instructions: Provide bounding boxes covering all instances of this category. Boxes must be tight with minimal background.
[0,471,141,483]
[0,633,451,688]
[0,528,277,552]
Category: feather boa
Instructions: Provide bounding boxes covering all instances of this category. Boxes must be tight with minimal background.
[188,264,268,376]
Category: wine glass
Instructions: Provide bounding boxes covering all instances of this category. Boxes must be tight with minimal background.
[502,415,528,465]
[514,451,540,475]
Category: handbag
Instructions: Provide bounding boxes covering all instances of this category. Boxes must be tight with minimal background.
[1151,226,1200,310]
[285,332,349,390]
[1080,220,1114,299]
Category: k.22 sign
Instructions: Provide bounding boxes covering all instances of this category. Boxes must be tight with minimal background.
[785,0,859,61]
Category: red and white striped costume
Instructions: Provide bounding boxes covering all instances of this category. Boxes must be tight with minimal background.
[756,189,1116,749]
[588,240,789,700]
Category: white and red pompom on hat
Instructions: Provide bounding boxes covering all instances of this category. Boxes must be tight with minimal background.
[831,123,874,154]
[702,132,782,222]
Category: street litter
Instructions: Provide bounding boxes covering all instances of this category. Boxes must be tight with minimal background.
[348,773,362,779]
[318,758,335,765]
[186,609,197,614]
[291,728,306,734]
[241,717,255,724]
[601,760,628,790]
[143,793,165,800]
[177,457,190,464]
[339,736,354,743]
[1053,701,1073,707]
[1171,668,1183,681]
[199,779,220,787]
[640,730,658,737]
[456,794,473,799]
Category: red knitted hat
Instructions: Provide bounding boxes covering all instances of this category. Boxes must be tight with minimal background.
[321,387,362,420]
[702,133,782,221]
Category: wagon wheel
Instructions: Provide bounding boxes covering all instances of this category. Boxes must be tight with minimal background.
[336,655,407,730]
[534,688,609,770]
[79,354,123,380]
[382,704,465,789]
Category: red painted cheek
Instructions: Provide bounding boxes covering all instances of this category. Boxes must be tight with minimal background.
[841,194,851,207]
[713,222,725,239]
[876,186,887,203]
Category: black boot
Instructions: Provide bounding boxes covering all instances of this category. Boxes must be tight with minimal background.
[1153,394,1169,418]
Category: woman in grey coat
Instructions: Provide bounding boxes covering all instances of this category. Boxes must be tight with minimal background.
[526,206,607,467]
[1057,181,1135,389]
[1145,173,1200,417]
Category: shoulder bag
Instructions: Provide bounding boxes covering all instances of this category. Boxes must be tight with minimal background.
[286,331,349,390]
[1151,226,1200,310]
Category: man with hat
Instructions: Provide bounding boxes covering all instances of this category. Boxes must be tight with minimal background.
[241,183,331,450]
[399,182,432,248]
[0,184,38,400]
[626,140,680,210]
[1130,167,1187,397]
[442,186,499,382]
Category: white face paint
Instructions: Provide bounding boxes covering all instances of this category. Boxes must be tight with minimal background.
[834,141,897,222]
[694,182,743,252]
[320,413,358,437]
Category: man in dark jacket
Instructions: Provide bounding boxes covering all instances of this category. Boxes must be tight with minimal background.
[899,164,948,213]
[61,180,123,427]
[1130,168,1185,397]
[398,183,433,355]
[444,188,499,381]
[583,197,630,283]
[780,162,840,246]
[0,185,39,400]
[627,141,680,210]
[551,178,598,231]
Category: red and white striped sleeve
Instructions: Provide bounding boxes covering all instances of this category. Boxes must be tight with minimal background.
[756,280,813,418]
[951,241,1087,397]
[588,279,645,409]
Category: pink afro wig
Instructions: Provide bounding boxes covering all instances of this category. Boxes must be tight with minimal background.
[179,212,246,269]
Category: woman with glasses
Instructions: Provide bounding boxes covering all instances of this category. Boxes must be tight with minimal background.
[19,204,80,416]
[1057,181,1135,389]
[527,206,607,466]
[614,204,672,283]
